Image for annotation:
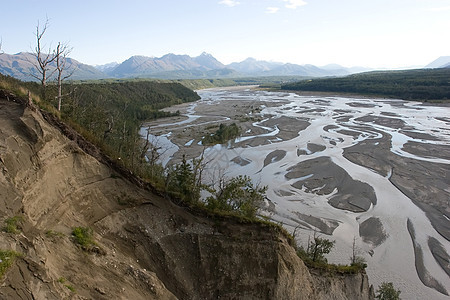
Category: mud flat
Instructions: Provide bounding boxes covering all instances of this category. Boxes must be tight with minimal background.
[359,217,387,247]
[142,87,450,299]
[285,156,376,212]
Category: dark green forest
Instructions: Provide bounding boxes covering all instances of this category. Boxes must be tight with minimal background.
[0,74,200,165]
[203,123,241,145]
[282,68,450,101]
[79,75,309,90]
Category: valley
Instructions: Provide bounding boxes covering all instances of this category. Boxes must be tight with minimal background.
[142,86,450,299]
[0,85,375,300]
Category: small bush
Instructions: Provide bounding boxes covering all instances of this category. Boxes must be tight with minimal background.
[72,227,95,250]
[297,233,335,264]
[0,250,21,278]
[58,277,76,292]
[296,233,366,275]
[3,216,23,234]
[65,285,76,292]
[376,282,401,300]
[45,230,65,239]
[206,175,267,218]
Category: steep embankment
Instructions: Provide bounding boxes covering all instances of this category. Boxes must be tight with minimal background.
[0,91,374,299]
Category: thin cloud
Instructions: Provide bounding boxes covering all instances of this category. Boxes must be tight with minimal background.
[266,7,280,14]
[283,0,307,9]
[219,0,240,7]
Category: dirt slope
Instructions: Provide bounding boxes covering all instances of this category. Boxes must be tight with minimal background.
[0,92,374,299]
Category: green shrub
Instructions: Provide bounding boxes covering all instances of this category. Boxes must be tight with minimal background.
[296,233,366,274]
[297,248,366,274]
[297,233,335,264]
[58,277,76,292]
[0,250,21,278]
[45,230,65,239]
[72,227,95,250]
[206,175,267,218]
[166,155,205,204]
[3,216,23,234]
[376,282,401,300]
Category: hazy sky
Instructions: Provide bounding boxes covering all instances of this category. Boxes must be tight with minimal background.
[1,0,449,68]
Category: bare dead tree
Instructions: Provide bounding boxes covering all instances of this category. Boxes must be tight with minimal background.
[292,224,302,241]
[31,18,57,99]
[54,42,73,111]
[192,148,207,190]
[142,133,169,166]
[350,236,366,266]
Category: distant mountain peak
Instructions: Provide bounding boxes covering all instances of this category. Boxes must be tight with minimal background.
[0,52,106,81]
[94,62,119,73]
[199,51,213,57]
[425,56,450,68]
[321,63,345,70]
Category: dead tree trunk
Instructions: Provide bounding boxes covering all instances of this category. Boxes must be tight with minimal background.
[31,18,57,100]
[54,42,73,111]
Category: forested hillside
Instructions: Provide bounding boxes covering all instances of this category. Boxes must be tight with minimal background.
[0,74,200,166]
[282,68,450,101]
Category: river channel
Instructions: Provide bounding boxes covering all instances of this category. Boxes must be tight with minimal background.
[141,87,450,299]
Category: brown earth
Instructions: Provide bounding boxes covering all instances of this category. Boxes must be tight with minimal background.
[0,91,374,299]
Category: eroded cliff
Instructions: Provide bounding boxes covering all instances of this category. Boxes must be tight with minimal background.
[0,92,374,299]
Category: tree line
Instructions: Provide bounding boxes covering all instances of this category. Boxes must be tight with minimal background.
[282,68,450,102]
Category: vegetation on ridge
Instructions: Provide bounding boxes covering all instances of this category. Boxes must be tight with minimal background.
[282,68,450,102]
[375,282,401,300]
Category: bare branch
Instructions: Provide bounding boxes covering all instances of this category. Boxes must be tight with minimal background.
[0,38,3,55]
[32,17,57,95]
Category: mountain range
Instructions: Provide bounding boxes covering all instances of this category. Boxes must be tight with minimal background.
[0,52,105,81]
[0,51,448,81]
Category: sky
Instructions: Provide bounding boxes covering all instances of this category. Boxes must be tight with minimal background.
[1,0,449,68]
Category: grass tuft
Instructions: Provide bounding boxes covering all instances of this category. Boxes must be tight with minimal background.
[3,216,23,234]
[0,250,21,278]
